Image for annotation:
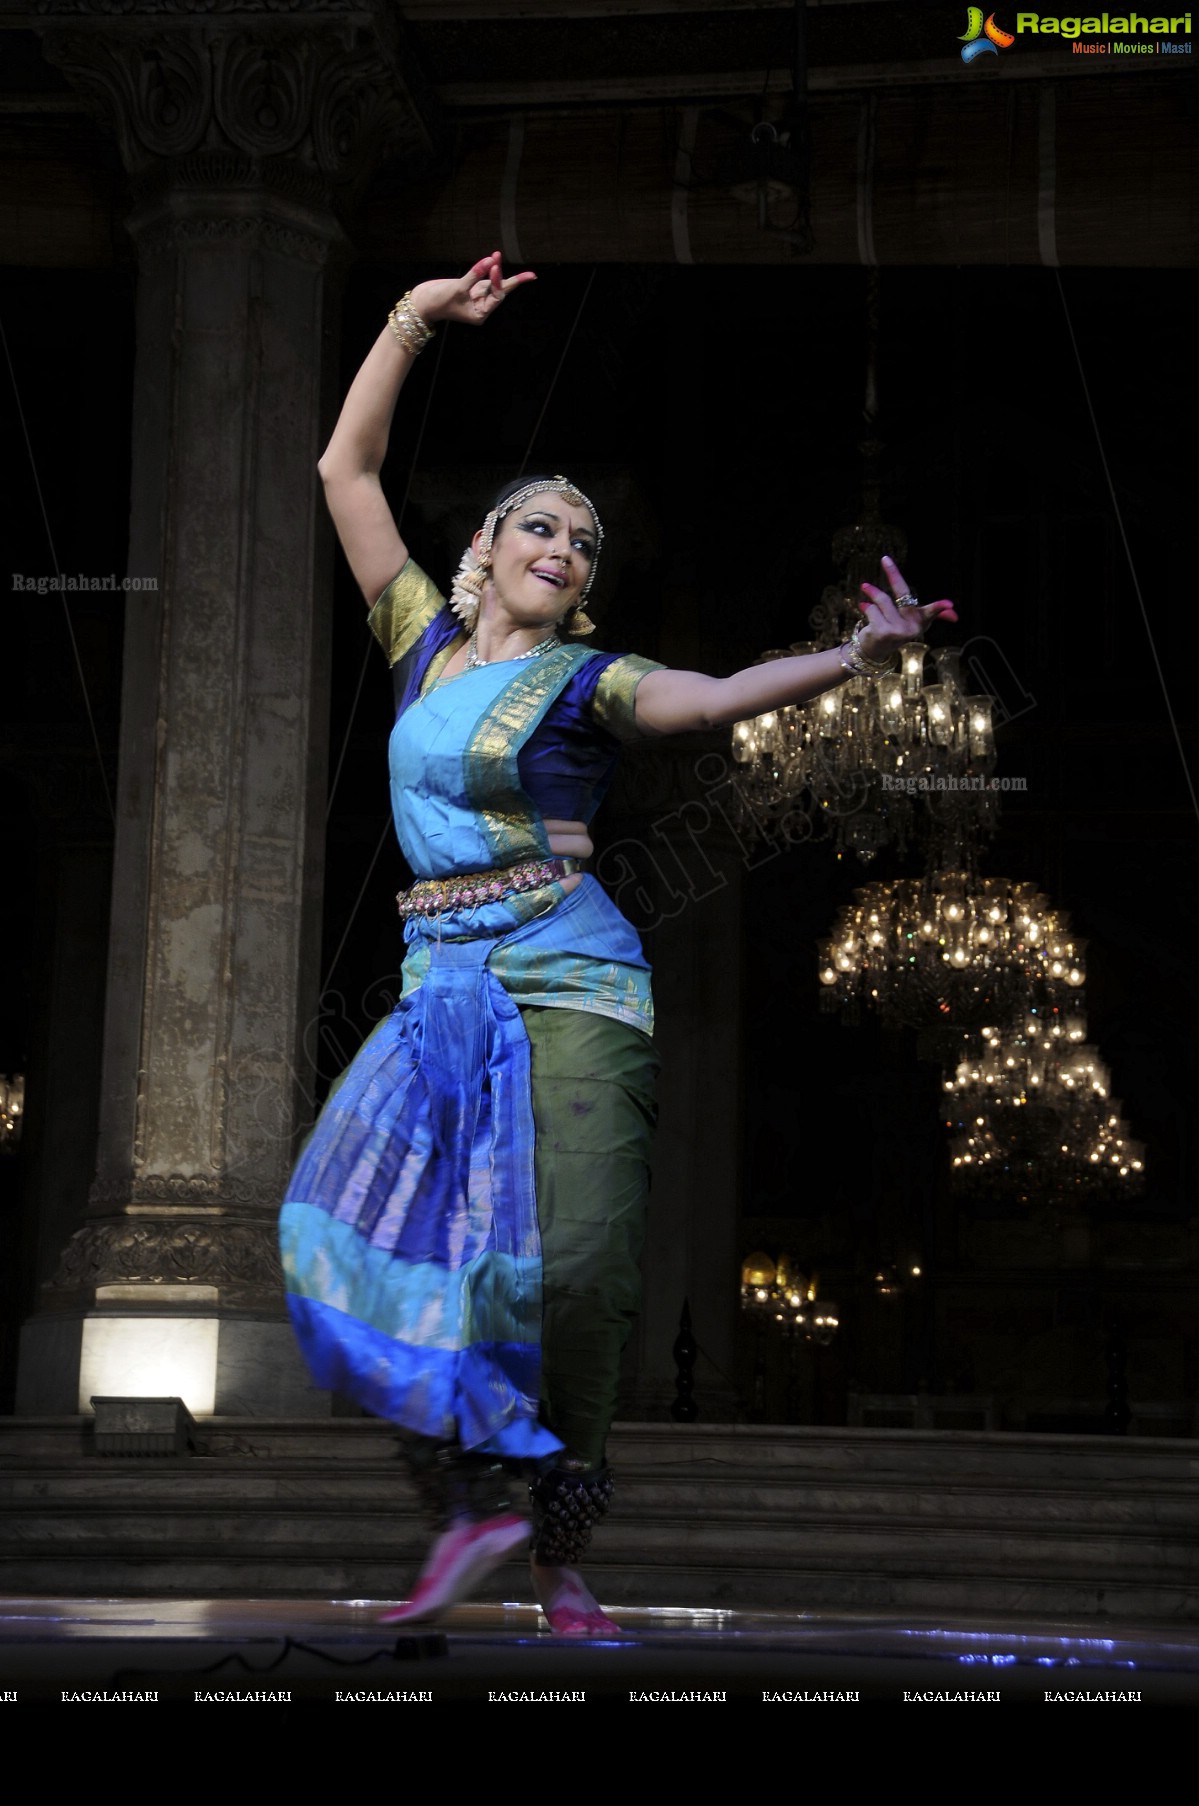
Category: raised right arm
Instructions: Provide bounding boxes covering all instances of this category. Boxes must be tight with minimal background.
[317,254,536,606]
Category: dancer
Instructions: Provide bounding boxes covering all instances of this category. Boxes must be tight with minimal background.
[279,255,957,1634]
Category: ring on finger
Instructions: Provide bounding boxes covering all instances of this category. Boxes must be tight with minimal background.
[895,592,920,609]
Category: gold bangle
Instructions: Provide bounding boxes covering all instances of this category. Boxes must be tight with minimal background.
[838,625,895,678]
[387,291,435,356]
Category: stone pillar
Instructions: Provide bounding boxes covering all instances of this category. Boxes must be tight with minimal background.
[602,741,754,1422]
[18,2,435,1416]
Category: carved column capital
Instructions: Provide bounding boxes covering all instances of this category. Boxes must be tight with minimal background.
[35,0,437,199]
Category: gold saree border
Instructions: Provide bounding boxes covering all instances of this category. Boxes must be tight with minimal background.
[465,646,592,868]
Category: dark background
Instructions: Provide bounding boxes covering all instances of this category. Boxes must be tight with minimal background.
[3,254,1196,1414]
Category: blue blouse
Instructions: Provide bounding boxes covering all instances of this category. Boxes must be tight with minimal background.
[372,560,662,828]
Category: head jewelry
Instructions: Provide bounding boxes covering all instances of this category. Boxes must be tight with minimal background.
[450,475,604,636]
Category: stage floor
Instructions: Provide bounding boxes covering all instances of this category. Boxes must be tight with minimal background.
[0,1596,1194,1705]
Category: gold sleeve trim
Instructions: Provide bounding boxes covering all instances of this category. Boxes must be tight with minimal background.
[592,653,666,742]
[367,559,447,667]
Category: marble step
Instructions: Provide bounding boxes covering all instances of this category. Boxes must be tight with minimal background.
[5,1415,1199,1480]
[1,1464,1196,1533]
[2,1417,1197,1619]
[2,1496,1194,1570]
[4,1522,1193,1596]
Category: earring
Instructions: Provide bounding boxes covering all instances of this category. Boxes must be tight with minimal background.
[450,546,489,632]
[565,605,596,637]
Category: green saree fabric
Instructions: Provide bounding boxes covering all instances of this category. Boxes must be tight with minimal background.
[523,1005,660,1467]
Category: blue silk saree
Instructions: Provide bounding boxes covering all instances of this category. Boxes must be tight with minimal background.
[280,562,661,1458]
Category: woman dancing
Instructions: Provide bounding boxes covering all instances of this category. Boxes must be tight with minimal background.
[279,255,957,1635]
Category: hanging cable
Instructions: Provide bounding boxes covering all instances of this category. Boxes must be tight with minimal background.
[320,812,394,998]
[1054,270,1199,831]
[517,265,597,475]
[2,313,116,827]
[320,321,452,999]
[789,0,812,246]
[322,270,600,996]
[325,325,450,824]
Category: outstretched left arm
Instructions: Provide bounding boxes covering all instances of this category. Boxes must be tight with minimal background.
[633,556,958,735]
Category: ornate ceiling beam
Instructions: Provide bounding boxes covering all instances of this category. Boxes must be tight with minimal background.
[433,53,1145,106]
[398,0,872,14]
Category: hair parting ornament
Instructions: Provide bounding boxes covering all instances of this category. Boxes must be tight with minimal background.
[449,476,604,637]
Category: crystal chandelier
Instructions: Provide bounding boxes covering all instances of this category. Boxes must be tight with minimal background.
[730,635,1000,866]
[0,1074,24,1153]
[740,1250,840,1345]
[817,872,1086,1032]
[943,1021,1106,1109]
[728,269,998,867]
[945,1100,1146,1201]
[873,1259,923,1298]
[943,1022,1145,1199]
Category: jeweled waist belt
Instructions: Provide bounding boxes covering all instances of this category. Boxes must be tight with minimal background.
[396,856,583,920]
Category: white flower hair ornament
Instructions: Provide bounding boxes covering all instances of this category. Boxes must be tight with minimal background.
[449,543,489,632]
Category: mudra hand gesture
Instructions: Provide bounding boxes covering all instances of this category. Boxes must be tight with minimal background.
[856,555,958,663]
[411,252,536,330]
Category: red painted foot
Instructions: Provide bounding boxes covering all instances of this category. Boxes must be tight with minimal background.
[531,1560,626,1637]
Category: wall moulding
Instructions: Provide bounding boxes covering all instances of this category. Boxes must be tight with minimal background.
[88,1173,285,1212]
[128,147,340,207]
[126,204,344,269]
[47,1217,286,1302]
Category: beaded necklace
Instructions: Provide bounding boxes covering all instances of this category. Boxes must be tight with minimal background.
[464,632,561,672]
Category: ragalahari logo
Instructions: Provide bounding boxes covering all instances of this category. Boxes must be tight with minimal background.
[959,8,1016,59]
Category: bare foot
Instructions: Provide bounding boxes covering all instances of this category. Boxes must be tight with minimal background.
[530,1555,624,1636]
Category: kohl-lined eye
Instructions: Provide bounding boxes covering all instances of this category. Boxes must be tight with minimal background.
[520,514,595,560]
